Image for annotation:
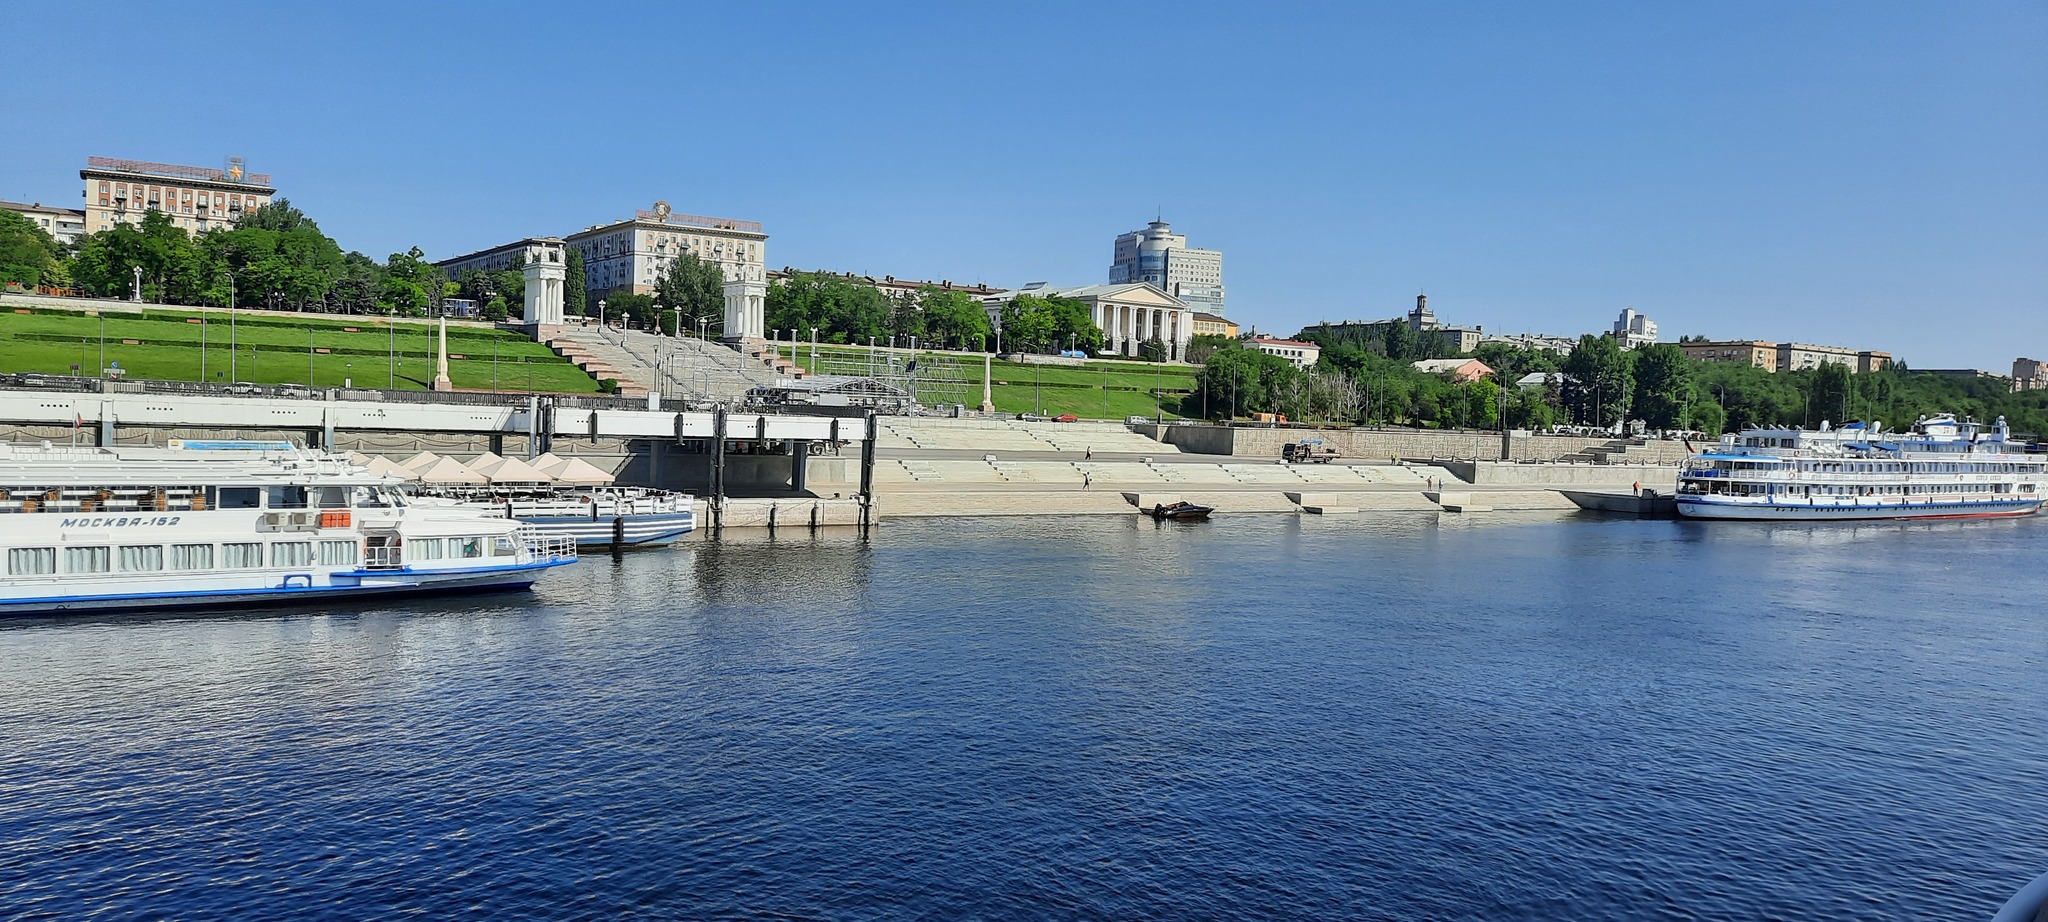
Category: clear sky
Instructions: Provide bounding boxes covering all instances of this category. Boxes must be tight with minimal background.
[4,2,2042,369]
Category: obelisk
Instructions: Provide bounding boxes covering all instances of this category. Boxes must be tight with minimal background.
[980,353,996,413]
[431,315,454,391]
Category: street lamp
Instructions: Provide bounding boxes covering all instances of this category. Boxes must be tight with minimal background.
[132,265,142,303]
[387,309,396,389]
[810,326,818,371]
[98,311,106,375]
[219,270,238,382]
[598,299,607,330]
[307,327,315,386]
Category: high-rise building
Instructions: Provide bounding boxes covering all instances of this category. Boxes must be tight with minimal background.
[1612,308,1658,349]
[80,156,274,236]
[1108,220,1223,313]
[2015,358,2048,392]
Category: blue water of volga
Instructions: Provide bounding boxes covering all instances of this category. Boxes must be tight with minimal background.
[3,513,2046,920]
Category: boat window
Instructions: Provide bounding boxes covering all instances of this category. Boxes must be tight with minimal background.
[411,538,444,560]
[7,547,55,576]
[171,544,214,571]
[316,486,349,509]
[118,545,163,572]
[63,547,111,574]
[319,541,356,566]
[222,543,263,569]
[266,486,309,510]
[491,536,517,557]
[458,537,483,559]
[272,542,314,567]
[218,487,261,509]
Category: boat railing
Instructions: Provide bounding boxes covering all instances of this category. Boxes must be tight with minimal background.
[514,526,579,562]
[362,545,404,570]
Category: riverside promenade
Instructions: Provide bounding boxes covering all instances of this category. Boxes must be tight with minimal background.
[864,417,1681,519]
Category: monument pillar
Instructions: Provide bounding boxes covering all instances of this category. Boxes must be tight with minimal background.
[431,316,454,391]
[523,240,566,327]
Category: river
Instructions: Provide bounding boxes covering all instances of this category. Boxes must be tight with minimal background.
[2,513,2043,919]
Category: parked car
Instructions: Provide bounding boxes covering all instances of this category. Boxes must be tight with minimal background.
[1126,415,1149,426]
[225,382,263,396]
[1018,413,1047,422]
[1054,413,1079,423]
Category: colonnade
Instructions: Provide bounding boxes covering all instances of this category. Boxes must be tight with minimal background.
[1096,303,1190,361]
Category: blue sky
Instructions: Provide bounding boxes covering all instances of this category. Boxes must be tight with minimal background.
[4,2,2042,369]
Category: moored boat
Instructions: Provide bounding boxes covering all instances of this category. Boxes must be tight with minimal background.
[437,487,697,548]
[1675,415,2044,521]
[0,440,577,614]
[1148,500,1214,521]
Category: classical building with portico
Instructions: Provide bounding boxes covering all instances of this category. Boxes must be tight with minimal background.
[982,282,1195,361]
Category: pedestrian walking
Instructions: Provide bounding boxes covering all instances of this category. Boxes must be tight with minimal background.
[1083,471,1092,490]
[1085,446,1092,460]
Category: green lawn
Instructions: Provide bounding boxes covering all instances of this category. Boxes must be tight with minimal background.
[0,308,600,393]
[788,344,1195,419]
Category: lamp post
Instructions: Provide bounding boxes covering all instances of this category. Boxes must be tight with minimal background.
[131,265,141,303]
[387,309,396,389]
[598,299,607,331]
[220,270,238,382]
[307,326,315,386]
[810,326,818,372]
[98,312,106,375]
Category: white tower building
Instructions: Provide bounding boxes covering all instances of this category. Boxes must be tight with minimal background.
[1109,220,1224,314]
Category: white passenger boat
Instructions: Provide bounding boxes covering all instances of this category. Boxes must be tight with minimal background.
[441,487,696,548]
[1676,415,2045,520]
[0,440,578,614]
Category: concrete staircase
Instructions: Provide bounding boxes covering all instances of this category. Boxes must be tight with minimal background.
[545,328,777,401]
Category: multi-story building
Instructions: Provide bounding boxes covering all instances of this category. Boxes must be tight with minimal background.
[1478,331,1577,356]
[1680,340,1779,371]
[566,204,768,298]
[80,156,274,236]
[1108,220,1224,314]
[1777,343,1890,374]
[1191,312,1239,338]
[566,203,770,341]
[1611,308,1658,349]
[0,201,87,246]
[1406,295,1483,353]
[1252,337,1320,369]
[1679,340,1890,374]
[2014,358,2048,392]
[981,282,1195,360]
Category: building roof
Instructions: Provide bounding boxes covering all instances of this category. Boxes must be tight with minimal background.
[0,200,85,218]
[82,156,273,190]
[1193,311,1233,323]
[433,237,565,268]
[569,209,767,241]
[1413,358,1491,374]
[1252,337,1317,348]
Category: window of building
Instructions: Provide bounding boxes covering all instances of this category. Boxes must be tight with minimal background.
[64,547,112,574]
[118,545,164,572]
[171,544,214,571]
[8,547,56,576]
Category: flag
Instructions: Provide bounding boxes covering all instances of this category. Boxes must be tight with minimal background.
[73,412,83,430]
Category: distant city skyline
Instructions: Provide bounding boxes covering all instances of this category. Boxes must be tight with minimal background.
[2,2,2041,370]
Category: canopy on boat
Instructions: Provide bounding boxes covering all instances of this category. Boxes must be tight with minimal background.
[412,456,487,485]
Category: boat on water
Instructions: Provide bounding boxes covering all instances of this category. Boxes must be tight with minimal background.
[429,487,696,548]
[1675,414,2045,521]
[1148,500,1214,521]
[0,440,578,614]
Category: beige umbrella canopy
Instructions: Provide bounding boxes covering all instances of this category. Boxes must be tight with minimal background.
[470,454,552,484]
[412,456,488,485]
[546,456,616,486]
[529,452,567,474]
[468,451,505,471]
[399,451,442,472]
[362,455,419,481]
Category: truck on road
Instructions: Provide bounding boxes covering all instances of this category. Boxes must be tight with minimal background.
[1282,439,1340,463]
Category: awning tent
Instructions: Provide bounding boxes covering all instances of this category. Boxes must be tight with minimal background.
[412,456,488,485]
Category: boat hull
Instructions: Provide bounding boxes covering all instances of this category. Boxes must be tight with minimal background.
[517,511,696,547]
[1675,496,2042,521]
[0,559,575,615]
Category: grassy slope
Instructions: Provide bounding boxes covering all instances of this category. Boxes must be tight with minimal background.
[790,344,1197,419]
[0,309,599,393]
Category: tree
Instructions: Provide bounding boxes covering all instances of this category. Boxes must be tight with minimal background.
[603,291,656,327]
[1628,342,1694,430]
[564,248,587,316]
[1560,334,1633,428]
[1186,333,1233,364]
[918,287,991,350]
[378,247,443,316]
[236,198,321,234]
[1808,361,1853,428]
[70,211,205,303]
[652,250,725,332]
[999,296,1059,352]
[0,209,61,288]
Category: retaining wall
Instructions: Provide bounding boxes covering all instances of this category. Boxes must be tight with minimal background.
[1158,425,1671,462]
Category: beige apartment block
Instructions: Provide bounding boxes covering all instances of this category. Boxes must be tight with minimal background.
[80,156,274,236]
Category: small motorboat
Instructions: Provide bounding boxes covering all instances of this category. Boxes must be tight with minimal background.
[1148,501,1214,521]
